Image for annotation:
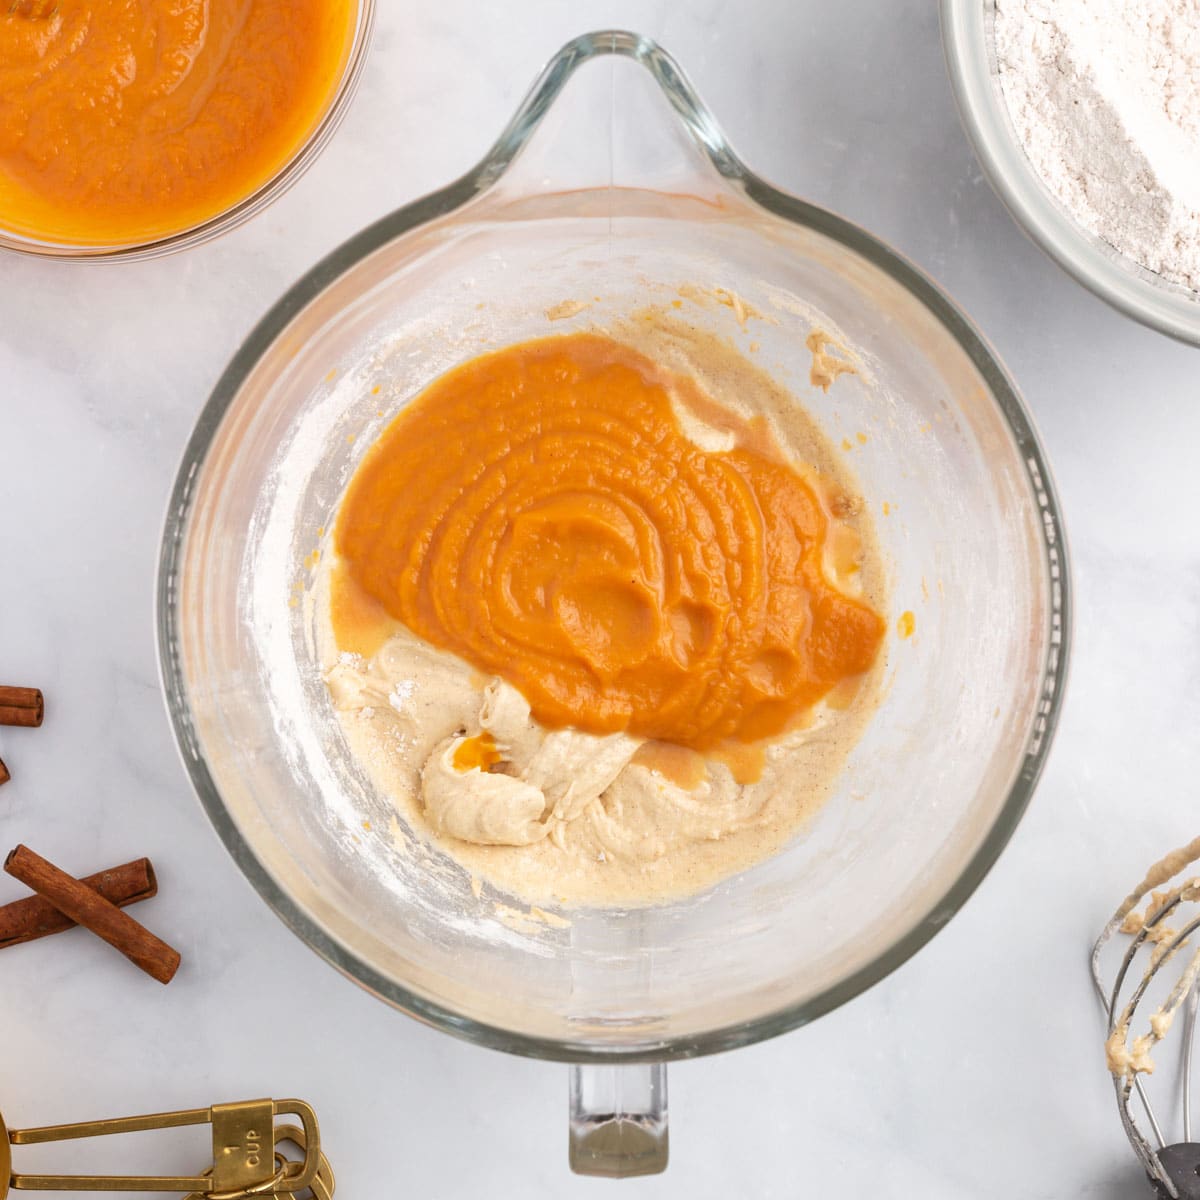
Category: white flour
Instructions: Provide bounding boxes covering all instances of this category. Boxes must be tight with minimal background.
[995,0,1200,292]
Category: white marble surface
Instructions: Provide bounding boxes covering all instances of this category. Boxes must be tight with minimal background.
[2,1,1199,1195]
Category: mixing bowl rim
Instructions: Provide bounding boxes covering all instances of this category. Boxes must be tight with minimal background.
[0,0,377,262]
[940,0,1200,347]
[156,29,1073,1063]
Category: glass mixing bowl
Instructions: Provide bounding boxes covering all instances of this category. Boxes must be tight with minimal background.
[0,0,375,262]
[942,0,1200,346]
[157,30,1071,1176]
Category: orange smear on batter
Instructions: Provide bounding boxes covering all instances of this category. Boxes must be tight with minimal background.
[0,0,355,245]
[334,333,884,752]
[452,733,502,774]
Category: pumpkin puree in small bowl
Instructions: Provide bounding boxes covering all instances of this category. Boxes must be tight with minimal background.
[0,0,358,249]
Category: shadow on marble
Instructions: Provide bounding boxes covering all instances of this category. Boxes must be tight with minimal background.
[1088,1163,1161,1199]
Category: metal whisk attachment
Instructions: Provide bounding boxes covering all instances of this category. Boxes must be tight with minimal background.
[1092,835,1200,1199]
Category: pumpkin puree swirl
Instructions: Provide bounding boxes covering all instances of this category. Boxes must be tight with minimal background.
[0,0,354,244]
[334,333,884,752]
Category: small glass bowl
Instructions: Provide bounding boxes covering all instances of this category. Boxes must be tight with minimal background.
[0,0,375,263]
[942,0,1200,346]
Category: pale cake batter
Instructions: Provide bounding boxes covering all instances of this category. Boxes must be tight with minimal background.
[317,313,887,906]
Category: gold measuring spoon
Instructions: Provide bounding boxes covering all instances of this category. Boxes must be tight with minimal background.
[1,1099,330,1197]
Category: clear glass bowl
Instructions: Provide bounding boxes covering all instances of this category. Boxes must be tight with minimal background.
[157,30,1071,1175]
[942,0,1200,346]
[0,0,375,262]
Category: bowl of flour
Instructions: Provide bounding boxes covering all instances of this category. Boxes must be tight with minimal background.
[942,0,1200,345]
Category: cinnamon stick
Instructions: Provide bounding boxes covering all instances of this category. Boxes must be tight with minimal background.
[0,857,157,949]
[4,845,180,984]
[0,757,8,787]
[0,686,43,728]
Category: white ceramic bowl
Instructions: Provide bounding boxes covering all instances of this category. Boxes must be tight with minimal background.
[942,0,1200,346]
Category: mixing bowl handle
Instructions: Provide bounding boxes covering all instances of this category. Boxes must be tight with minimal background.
[568,1062,668,1177]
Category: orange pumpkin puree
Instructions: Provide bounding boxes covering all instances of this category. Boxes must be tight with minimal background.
[0,0,355,245]
[333,333,885,753]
